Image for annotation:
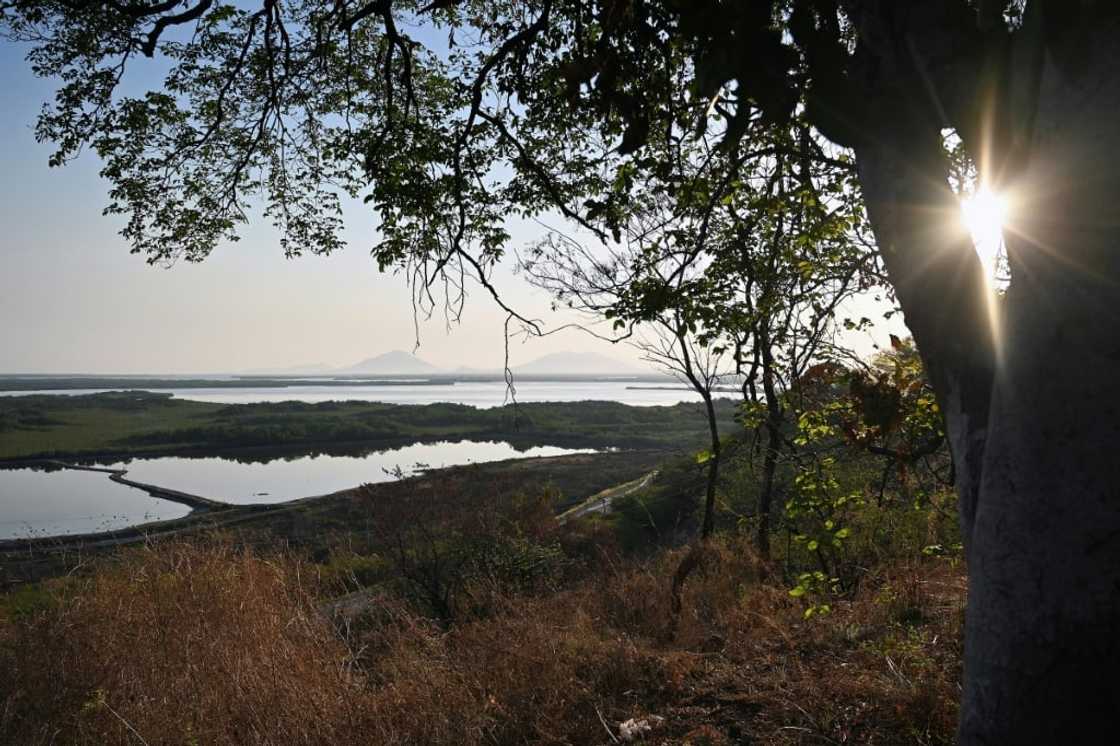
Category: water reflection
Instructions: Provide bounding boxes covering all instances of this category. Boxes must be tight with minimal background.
[1,440,598,539]
[105,440,596,505]
[0,466,190,540]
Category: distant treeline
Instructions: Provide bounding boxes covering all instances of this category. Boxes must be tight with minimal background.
[0,377,445,391]
[0,392,736,460]
[0,373,674,392]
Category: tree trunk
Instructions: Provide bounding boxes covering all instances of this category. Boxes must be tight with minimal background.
[955,25,1120,741]
[957,272,1120,743]
[854,16,1120,741]
[756,327,783,560]
[668,389,719,631]
[675,329,721,540]
[668,330,721,635]
[756,425,779,559]
[699,390,721,540]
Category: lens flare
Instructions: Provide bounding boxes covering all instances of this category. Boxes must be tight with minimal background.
[960,186,1009,288]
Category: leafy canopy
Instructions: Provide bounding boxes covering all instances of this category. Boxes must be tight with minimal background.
[0,2,994,267]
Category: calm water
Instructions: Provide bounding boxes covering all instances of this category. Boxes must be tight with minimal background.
[0,440,594,538]
[0,467,190,540]
[105,440,595,505]
[3,380,708,407]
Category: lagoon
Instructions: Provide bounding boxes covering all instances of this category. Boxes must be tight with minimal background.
[104,440,596,505]
[1,440,594,538]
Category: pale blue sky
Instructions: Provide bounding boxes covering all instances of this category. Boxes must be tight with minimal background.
[0,38,629,374]
[0,38,900,375]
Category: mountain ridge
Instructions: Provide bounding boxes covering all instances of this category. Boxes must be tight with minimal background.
[246,350,645,376]
[337,350,439,375]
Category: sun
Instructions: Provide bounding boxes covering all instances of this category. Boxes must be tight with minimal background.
[960,185,1009,285]
[961,186,1008,246]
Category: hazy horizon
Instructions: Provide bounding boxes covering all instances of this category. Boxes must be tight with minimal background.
[0,348,651,377]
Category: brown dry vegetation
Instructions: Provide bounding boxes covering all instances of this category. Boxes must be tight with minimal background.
[0,531,963,745]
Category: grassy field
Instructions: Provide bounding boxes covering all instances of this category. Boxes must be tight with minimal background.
[0,392,735,460]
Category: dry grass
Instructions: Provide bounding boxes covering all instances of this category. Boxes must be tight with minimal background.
[0,533,964,745]
[0,541,369,745]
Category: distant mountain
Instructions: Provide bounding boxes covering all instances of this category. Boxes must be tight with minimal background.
[337,350,440,375]
[245,349,641,377]
[513,351,642,376]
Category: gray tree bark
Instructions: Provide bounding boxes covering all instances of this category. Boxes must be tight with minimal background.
[850,10,1120,741]
[955,23,1120,742]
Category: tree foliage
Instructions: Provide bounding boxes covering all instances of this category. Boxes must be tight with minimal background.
[0,1,904,307]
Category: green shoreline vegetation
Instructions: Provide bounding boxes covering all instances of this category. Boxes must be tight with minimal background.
[0,391,736,461]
